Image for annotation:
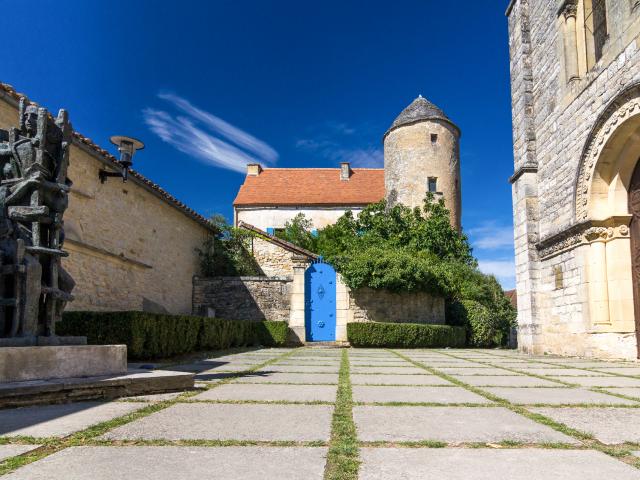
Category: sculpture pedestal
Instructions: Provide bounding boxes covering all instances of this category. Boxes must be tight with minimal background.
[0,345,195,407]
[0,345,126,383]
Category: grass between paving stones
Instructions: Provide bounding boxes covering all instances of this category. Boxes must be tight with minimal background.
[390,349,640,469]
[324,349,359,480]
[0,348,302,477]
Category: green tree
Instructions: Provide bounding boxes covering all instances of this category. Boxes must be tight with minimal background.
[274,213,318,252]
[196,215,261,276]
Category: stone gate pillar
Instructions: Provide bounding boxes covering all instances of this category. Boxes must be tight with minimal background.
[289,255,311,343]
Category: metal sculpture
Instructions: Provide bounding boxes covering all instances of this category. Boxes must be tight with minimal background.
[0,97,77,346]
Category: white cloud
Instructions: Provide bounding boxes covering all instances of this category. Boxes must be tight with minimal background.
[296,123,383,168]
[477,258,516,290]
[467,222,514,250]
[143,94,277,173]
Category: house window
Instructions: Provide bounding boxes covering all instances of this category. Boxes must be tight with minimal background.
[431,133,438,144]
[428,177,438,193]
[584,0,608,68]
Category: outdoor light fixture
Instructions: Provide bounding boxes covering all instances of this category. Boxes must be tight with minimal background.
[99,135,145,183]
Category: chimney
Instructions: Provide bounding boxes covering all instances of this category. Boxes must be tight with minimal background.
[247,163,262,176]
[340,162,351,181]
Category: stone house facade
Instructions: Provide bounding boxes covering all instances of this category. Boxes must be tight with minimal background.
[193,224,445,343]
[507,0,640,359]
[0,83,215,315]
[233,96,462,232]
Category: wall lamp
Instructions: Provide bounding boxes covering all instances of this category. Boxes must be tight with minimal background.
[99,135,145,183]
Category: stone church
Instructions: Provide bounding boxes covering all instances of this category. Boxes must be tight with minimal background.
[508,0,640,359]
[233,95,462,232]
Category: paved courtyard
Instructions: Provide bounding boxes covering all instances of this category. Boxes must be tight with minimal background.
[1,348,640,478]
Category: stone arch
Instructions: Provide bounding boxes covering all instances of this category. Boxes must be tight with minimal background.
[575,82,640,221]
[572,83,640,357]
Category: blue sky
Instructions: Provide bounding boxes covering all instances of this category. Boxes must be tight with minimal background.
[3,0,516,288]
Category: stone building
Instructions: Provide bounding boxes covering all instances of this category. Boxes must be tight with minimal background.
[507,0,640,359]
[194,224,445,343]
[233,96,462,231]
[0,83,215,315]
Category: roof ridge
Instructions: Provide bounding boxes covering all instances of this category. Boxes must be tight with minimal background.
[0,82,214,232]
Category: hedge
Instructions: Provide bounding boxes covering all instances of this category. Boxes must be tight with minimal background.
[58,311,289,360]
[347,322,466,348]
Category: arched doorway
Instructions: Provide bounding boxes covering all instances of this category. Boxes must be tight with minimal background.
[304,260,336,342]
[574,83,640,359]
[628,160,640,358]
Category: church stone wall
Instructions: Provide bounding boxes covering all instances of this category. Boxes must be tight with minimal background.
[508,0,640,359]
[0,93,212,315]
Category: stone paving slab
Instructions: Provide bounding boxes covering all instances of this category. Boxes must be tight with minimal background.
[103,403,333,441]
[120,392,185,402]
[550,376,640,387]
[0,444,40,462]
[530,407,640,444]
[194,383,337,402]
[483,387,639,405]
[603,387,640,399]
[256,365,339,373]
[352,406,577,443]
[350,366,428,375]
[0,402,147,438]
[352,386,491,404]
[453,375,562,387]
[350,374,453,386]
[358,448,640,480]
[234,372,339,384]
[435,367,522,376]
[169,363,256,373]
[4,446,328,480]
[515,368,617,377]
[591,368,640,376]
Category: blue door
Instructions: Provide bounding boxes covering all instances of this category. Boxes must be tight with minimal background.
[305,261,337,342]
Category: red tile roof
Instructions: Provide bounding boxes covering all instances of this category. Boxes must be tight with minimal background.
[233,168,385,207]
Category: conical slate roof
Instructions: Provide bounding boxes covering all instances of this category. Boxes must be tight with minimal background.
[385,95,459,137]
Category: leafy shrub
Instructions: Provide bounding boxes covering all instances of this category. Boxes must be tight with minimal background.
[58,311,288,360]
[196,214,262,276]
[347,322,466,348]
[449,300,509,348]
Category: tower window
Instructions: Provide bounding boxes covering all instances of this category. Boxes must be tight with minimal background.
[584,0,608,68]
[431,134,438,144]
[428,177,438,193]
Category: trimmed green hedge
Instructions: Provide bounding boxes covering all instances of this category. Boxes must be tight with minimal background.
[347,322,466,348]
[58,311,289,360]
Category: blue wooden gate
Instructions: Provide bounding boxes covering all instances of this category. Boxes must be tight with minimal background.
[304,260,337,342]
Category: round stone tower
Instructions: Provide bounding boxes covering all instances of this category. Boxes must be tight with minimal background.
[383,95,461,231]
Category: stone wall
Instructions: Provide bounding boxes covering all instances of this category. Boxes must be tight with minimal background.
[507,0,640,359]
[192,276,292,322]
[0,91,213,315]
[348,287,445,325]
[249,236,297,277]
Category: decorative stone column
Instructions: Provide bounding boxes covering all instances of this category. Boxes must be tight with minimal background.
[585,228,611,326]
[288,255,311,343]
[560,0,579,82]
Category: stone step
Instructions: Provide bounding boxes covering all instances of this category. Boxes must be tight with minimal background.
[0,369,195,408]
[304,341,350,348]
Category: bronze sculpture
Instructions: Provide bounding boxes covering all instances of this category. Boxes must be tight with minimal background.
[0,97,78,346]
